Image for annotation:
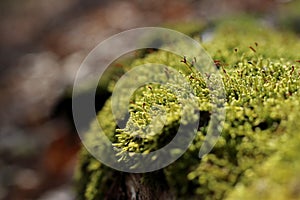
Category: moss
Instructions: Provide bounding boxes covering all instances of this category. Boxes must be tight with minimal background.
[226,98,300,200]
[76,17,300,200]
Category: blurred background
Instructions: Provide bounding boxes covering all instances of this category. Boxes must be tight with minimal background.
[0,0,299,199]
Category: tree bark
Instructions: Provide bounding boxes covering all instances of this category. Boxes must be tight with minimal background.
[105,171,174,200]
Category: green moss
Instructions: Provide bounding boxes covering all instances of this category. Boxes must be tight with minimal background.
[76,17,300,200]
[226,99,300,200]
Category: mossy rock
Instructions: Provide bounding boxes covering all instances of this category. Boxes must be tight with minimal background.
[75,17,300,200]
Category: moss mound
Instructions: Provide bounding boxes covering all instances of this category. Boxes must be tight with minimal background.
[75,17,300,200]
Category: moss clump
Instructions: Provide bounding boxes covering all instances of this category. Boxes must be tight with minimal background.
[226,107,300,200]
[76,17,300,200]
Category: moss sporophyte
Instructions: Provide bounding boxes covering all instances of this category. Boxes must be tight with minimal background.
[75,18,300,200]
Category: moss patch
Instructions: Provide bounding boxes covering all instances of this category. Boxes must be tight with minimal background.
[76,17,300,200]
